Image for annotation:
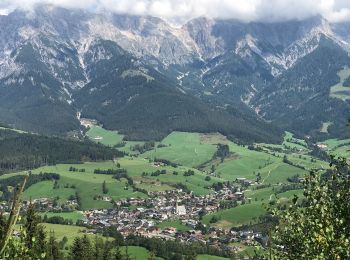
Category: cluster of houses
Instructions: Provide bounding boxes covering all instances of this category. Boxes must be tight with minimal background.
[0,178,265,253]
[79,187,264,252]
[19,197,79,213]
[83,188,245,229]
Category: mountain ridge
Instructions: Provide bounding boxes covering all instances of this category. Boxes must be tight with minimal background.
[0,5,349,141]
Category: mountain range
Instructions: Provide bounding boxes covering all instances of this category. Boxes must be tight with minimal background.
[1,5,350,142]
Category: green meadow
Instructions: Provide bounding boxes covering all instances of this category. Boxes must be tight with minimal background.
[86,126,124,147]
[197,255,229,260]
[319,138,350,157]
[2,128,337,230]
[330,67,350,101]
[40,211,86,222]
[157,220,191,232]
[143,132,218,168]
[202,203,266,228]
[12,162,146,209]
[42,223,90,246]
[121,246,163,260]
[203,140,307,184]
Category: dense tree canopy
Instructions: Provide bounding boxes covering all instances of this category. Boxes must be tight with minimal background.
[0,129,123,173]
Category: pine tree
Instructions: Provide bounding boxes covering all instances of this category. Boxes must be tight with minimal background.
[24,201,47,259]
[70,235,93,260]
[0,213,5,241]
[102,181,108,194]
[94,236,104,260]
[24,201,39,249]
[70,237,83,260]
[46,231,62,260]
[102,241,113,260]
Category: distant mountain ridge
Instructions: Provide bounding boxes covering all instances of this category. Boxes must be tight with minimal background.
[0,5,350,141]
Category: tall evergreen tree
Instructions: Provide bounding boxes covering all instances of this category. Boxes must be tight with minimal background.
[70,235,93,260]
[102,241,113,260]
[24,201,47,259]
[102,181,108,194]
[94,236,104,260]
[0,213,5,242]
[46,231,62,260]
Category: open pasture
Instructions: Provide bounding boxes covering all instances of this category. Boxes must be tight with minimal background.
[121,246,163,260]
[202,203,266,228]
[86,126,124,147]
[197,255,229,260]
[330,67,350,101]
[11,162,145,209]
[142,132,218,168]
[40,211,86,222]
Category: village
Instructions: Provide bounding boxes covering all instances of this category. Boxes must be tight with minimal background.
[80,186,264,253]
[0,179,265,254]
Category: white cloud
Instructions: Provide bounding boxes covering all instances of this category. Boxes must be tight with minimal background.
[2,0,350,23]
[0,9,10,15]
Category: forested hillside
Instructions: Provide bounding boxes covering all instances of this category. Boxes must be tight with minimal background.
[0,128,123,173]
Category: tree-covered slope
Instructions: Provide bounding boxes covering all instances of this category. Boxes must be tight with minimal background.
[75,40,282,143]
[0,128,123,173]
[252,37,350,139]
[0,41,80,135]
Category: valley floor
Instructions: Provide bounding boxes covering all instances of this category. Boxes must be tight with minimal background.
[1,126,344,258]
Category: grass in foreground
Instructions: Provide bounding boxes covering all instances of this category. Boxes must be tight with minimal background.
[121,246,163,260]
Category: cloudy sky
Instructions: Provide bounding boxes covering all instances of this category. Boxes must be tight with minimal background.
[1,0,350,23]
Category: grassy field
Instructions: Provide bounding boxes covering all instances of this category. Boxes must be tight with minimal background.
[321,138,350,150]
[143,132,218,168]
[330,67,350,101]
[42,223,89,246]
[320,122,333,133]
[157,220,191,232]
[230,242,259,258]
[40,211,86,222]
[197,255,229,260]
[115,157,225,195]
[121,246,163,260]
[202,203,266,228]
[204,141,307,184]
[86,126,124,147]
[319,138,350,157]
[245,187,275,202]
[282,132,308,151]
[23,180,76,203]
[11,162,146,209]
[1,156,225,208]
[16,223,110,248]
[3,129,336,233]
